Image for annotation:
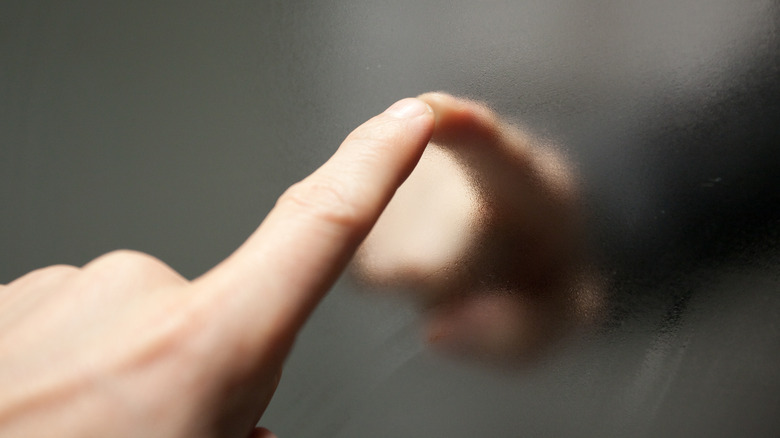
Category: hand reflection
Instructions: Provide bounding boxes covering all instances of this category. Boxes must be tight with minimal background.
[354,92,603,364]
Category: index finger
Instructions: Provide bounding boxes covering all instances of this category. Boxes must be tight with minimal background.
[196,98,434,349]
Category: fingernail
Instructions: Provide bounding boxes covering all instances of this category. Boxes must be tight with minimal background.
[384,98,432,118]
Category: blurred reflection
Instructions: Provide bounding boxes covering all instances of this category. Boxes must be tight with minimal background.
[354,92,604,364]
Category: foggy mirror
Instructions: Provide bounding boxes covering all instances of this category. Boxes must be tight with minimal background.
[2,1,778,437]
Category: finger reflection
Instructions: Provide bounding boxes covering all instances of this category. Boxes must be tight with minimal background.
[353,92,604,365]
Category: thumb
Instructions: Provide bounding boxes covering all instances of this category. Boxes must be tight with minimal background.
[196,98,434,351]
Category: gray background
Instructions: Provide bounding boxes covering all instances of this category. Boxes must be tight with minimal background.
[2,1,778,436]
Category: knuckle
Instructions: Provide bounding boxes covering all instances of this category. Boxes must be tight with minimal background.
[9,264,79,287]
[86,249,172,277]
[35,264,80,276]
[277,179,363,229]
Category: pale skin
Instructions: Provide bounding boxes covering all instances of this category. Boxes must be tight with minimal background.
[0,98,435,438]
[0,93,597,437]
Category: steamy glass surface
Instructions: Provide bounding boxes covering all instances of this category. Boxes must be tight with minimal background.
[2,1,778,436]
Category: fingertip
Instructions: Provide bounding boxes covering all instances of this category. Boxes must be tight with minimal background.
[417,91,470,116]
[416,92,455,122]
[416,91,452,105]
[416,92,502,146]
[384,97,434,119]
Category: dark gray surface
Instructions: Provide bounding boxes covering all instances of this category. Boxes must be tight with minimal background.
[2,1,778,436]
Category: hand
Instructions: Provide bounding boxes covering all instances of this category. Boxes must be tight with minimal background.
[0,98,434,438]
[355,93,603,364]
